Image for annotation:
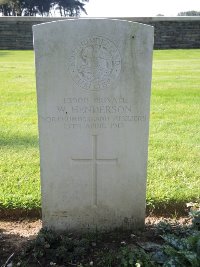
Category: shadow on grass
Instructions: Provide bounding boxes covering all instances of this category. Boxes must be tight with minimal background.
[0,134,38,148]
[0,199,191,221]
[0,51,14,57]
[0,208,41,220]
[146,200,192,217]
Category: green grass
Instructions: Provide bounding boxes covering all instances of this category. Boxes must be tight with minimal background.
[0,51,40,209]
[148,49,200,213]
[0,50,199,213]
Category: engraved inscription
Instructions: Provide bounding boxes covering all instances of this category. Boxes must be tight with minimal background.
[69,36,121,90]
[71,135,118,206]
[41,96,147,130]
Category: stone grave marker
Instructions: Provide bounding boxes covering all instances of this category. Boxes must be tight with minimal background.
[33,19,154,231]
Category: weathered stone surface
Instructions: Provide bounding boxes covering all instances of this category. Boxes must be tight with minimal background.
[33,19,154,231]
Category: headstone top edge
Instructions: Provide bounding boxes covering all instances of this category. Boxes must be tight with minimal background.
[32,18,154,32]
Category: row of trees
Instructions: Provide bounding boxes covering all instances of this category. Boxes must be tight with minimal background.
[157,11,200,17]
[0,0,89,16]
[178,11,200,16]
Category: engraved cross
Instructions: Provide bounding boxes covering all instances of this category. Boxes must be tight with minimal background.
[71,135,118,206]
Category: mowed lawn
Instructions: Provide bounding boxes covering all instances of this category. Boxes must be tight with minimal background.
[0,50,199,213]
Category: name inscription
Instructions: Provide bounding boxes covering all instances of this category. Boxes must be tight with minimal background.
[41,97,146,130]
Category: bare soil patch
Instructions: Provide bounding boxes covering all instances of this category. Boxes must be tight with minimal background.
[0,216,190,266]
[0,219,41,265]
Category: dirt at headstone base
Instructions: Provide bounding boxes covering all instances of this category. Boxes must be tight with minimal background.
[0,220,41,266]
[0,217,191,266]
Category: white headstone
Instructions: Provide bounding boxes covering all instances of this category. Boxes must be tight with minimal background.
[33,19,154,231]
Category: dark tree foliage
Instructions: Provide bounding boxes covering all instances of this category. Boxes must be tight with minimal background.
[0,0,89,16]
[178,10,200,16]
[55,0,88,16]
